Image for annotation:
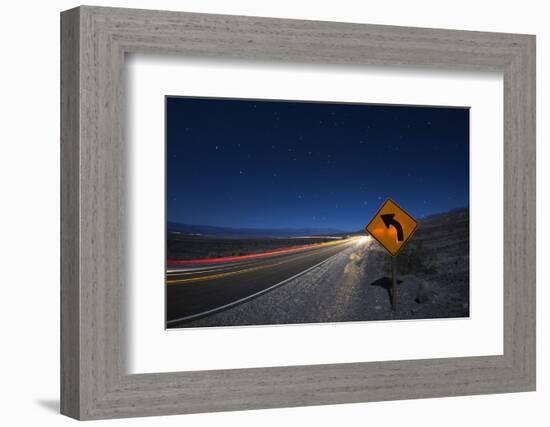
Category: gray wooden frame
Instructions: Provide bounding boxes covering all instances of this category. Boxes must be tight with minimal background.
[60,5,536,420]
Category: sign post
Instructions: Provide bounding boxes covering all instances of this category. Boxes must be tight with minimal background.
[365,199,417,310]
[391,256,397,310]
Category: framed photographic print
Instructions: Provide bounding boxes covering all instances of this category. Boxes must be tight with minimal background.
[61,6,536,420]
[165,97,469,328]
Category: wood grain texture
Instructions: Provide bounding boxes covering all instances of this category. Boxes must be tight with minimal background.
[60,7,80,419]
[60,6,536,420]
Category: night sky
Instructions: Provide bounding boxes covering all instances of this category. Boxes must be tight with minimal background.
[166,97,469,232]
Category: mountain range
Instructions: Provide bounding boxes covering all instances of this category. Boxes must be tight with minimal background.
[167,221,348,237]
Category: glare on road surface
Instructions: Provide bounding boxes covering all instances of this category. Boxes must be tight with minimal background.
[355,235,371,246]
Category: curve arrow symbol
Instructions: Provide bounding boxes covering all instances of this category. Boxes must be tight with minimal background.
[381,213,404,242]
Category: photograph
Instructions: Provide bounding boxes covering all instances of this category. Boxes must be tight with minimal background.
[165,96,470,329]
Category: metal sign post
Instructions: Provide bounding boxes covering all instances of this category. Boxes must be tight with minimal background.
[391,255,397,310]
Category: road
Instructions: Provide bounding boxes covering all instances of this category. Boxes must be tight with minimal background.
[166,237,359,327]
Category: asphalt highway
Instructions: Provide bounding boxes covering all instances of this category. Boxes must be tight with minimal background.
[166,237,359,327]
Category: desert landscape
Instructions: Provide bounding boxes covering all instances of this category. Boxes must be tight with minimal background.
[167,208,469,328]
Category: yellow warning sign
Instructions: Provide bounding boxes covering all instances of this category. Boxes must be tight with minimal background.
[365,199,417,256]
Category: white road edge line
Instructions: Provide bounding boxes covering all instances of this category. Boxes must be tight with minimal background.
[166,247,350,326]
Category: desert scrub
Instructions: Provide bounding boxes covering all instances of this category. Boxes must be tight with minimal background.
[388,241,437,275]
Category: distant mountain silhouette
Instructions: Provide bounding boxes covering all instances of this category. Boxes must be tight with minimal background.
[167,221,347,237]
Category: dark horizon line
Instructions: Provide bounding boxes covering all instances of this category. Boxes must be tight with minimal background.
[167,221,349,232]
[167,205,470,233]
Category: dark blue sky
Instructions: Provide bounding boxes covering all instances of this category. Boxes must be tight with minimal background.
[166,97,469,232]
